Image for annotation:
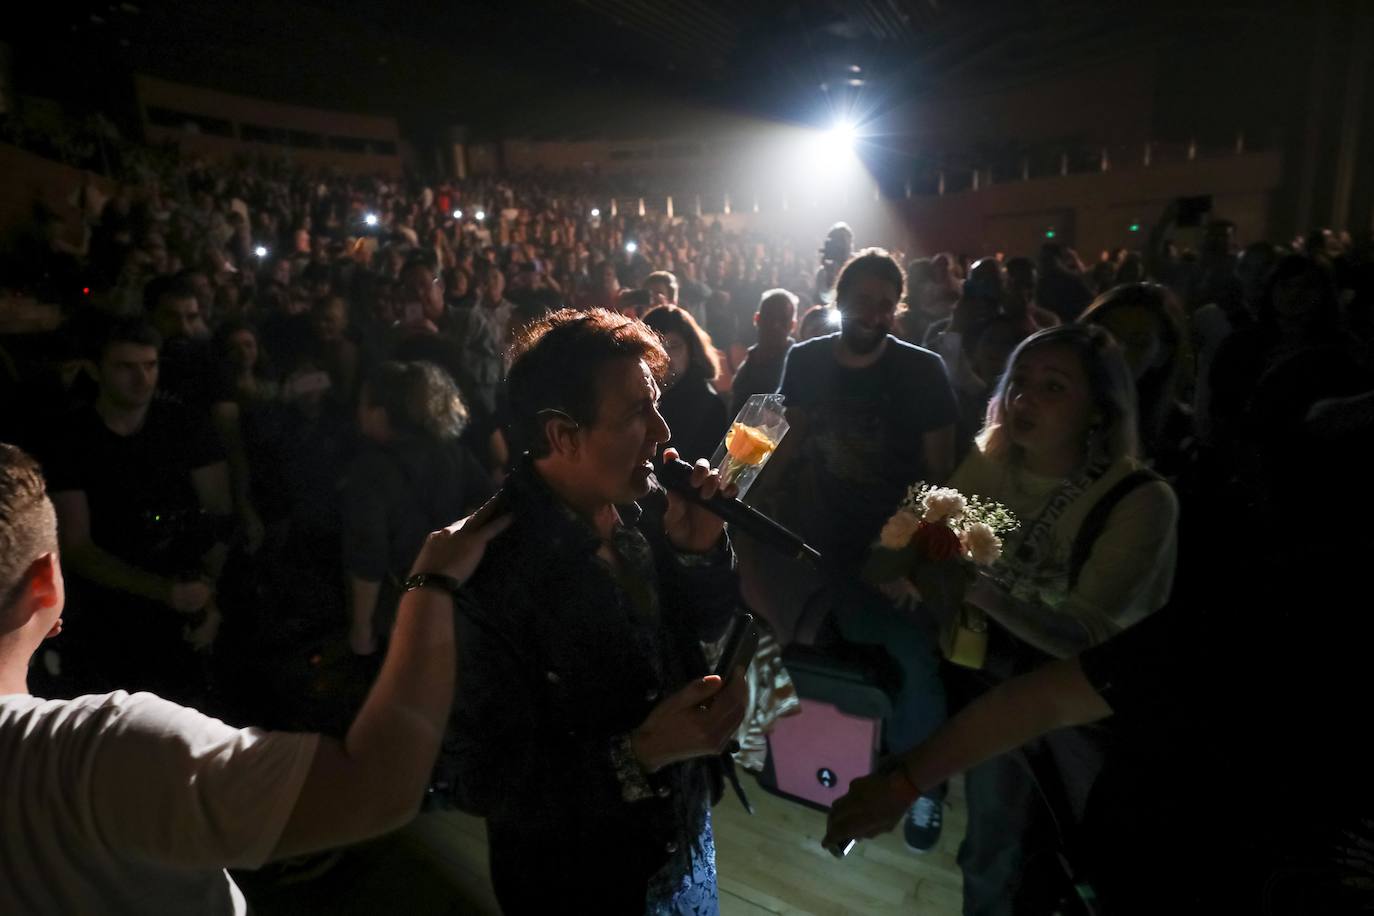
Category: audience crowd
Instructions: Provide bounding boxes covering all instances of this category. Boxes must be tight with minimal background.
[3,141,1374,914]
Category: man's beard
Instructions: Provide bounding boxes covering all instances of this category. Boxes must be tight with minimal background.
[841,322,886,355]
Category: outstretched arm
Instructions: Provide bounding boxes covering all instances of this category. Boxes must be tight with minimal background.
[824,657,1110,847]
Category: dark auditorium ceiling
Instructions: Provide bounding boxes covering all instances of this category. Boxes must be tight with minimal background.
[11,0,1300,136]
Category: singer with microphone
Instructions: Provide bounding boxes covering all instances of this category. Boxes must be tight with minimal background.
[437,308,748,914]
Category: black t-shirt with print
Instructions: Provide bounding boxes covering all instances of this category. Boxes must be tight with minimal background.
[778,333,957,565]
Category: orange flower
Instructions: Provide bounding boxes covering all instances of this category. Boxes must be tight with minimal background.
[725,422,775,466]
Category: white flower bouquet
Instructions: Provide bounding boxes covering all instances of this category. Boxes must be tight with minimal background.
[862,484,1019,667]
[867,484,1017,573]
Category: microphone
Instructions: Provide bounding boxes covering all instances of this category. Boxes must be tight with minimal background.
[655,457,823,566]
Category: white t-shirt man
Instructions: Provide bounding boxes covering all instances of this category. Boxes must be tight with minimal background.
[0,690,318,915]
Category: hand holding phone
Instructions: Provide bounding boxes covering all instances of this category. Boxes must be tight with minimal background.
[824,838,857,859]
[713,613,759,686]
[631,673,747,773]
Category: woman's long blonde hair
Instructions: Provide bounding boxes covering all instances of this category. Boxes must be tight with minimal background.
[975,324,1140,466]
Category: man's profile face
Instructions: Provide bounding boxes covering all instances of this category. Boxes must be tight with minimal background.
[98,343,159,409]
[571,358,671,505]
[838,274,899,355]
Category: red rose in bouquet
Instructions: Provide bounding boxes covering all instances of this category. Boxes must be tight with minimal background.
[911,520,963,562]
[862,484,1018,595]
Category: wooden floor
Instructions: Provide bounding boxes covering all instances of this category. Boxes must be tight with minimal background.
[240,772,965,915]
[712,774,965,916]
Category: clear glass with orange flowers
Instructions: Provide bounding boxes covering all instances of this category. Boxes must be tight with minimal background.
[709,394,789,498]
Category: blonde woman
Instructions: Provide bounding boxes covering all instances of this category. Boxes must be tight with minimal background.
[947,324,1179,914]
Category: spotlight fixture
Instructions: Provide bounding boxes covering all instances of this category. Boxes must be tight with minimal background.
[826,120,857,155]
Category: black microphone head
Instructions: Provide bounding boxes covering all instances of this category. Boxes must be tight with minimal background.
[652,452,824,566]
[652,455,698,493]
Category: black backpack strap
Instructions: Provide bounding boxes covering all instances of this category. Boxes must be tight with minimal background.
[1067,469,1163,591]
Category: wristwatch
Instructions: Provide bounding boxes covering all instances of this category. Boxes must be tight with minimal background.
[402,572,464,601]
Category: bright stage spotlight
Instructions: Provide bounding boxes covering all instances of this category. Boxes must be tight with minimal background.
[825,120,857,155]
[802,118,862,175]
[364,213,379,227]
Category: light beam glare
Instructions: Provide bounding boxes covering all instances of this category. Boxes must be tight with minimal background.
[825,120,857,156]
